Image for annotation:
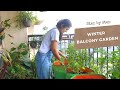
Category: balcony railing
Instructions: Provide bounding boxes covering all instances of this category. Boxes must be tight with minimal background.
[28,34,119,78]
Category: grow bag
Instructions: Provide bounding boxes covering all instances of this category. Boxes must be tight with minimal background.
[52,61,66,79]
[52,65,67,79]
[71,74,106,79]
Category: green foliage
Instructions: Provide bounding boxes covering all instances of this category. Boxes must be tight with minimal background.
[111,65,120,79]
[18,43,29,55]
[1,43,38,79]
[65,43,90,73]
[10,43,29,61]
[0,19,11,40]
[15,11,39,29]
[91,47,120,79]
[95,48,108,74]
[0,19,11,29]
[0,33,5,40]
[53,42,120,79]
[108,47,120,79]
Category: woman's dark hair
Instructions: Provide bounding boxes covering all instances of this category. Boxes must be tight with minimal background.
[0,39,2,45]
[59,32,63,41]
[56,19,72,29]
[57,19,72,41]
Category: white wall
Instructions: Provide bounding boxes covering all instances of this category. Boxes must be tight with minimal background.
[0,11,28,51]
[34,11,120,34]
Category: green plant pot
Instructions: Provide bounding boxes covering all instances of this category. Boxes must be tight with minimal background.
[66,73,79,79]
[52,65,66,79]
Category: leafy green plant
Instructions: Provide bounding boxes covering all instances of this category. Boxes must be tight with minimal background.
[5,63,32,79]
[0,48,13,78]
[91,46,120,79]
[10,43,29,61]
[65,43,91,74]
[15,11,39,29]
[0,42,38,79]
[93,48,108,74]
[0,19,11,30]
[108,47,120,79]
[0,19,11,40]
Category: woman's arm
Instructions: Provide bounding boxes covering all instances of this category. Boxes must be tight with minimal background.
[50,40,61,60]
[58,50,66,59]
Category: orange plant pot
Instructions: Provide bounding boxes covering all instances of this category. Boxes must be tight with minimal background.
[80,67,94,73]
[66,67,73,73]
[72,74,106,79]
[53,61,62,66]
[63,59,68,66]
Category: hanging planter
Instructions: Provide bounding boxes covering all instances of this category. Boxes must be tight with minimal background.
[15,11,39,29]
[30,41,37,48]
[22,18,32,27]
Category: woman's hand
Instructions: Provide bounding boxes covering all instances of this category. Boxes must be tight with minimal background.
[64,56,68,59]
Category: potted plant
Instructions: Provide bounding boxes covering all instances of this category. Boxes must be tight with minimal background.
[0,19,11,40]
[71,74,106,79]
[30,37,37,48]
[0,43,37,79]
[0,19,11,31]
[15,11,39,29]
[65,43,94,75]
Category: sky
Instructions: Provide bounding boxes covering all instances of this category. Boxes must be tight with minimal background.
[34,11,120,34]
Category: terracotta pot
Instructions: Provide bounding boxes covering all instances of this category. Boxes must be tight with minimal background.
[63,59,68,66]
[66,67,73,73]
[53,61,62,66]
[72,74,106,79]
[80,67,94,73]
